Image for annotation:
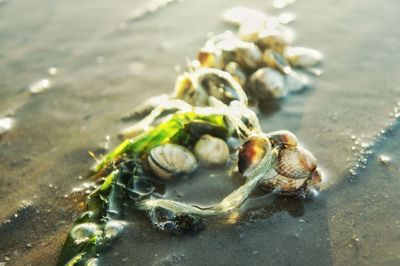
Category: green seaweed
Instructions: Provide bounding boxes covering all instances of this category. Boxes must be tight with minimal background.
[58,112,231,265]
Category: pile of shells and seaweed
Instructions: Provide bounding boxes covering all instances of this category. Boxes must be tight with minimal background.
[57,7,323,266]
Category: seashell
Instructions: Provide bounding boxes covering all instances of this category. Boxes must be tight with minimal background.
[194,134,229,167]
[238,19,267,43]
[194,68,248,105]
[147,206,205,233]
[284,70,308,93]
[249,67,287,99]
[224,62,247,87]
[284,46,323,68]
[185,120,228,140]
[262,174,309,196]
[222,7,268,27]
[261,146,319,195]
[238,135,271,177]
[104,220,127,240]
[215,36,263,71]
[148,143,198,181]
[126,177,155,200]
[262,49,291,74]
[266,130,298,147]
[307,168,322,187]
[257,28,288,53]
[174,72,209,106]
[275,146,317,180]
[70,223,100,244]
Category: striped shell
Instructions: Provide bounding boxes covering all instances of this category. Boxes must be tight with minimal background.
[194,134,229,167]
[262,146,319,195]
[249,67,287,99]
[275,146,317,180]
[148,144,198,181]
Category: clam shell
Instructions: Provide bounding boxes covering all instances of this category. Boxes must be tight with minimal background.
[249,67,287,99]
[257,28,287,53]
[224,62,247,86]
[238,136,271,177]
[266,130,298,147]
[275,146,317,180]
[194,68,248,106]
[262,49,291,74]
[238,19,267,42]
[222,7,268,26]
[284,70,308,93]
[216,37,263,71]
[174,72,209,106]
[70,223,100,244]
[148,144,198,180]
[262,173,309,196]
[194,134,229,167]
[284,46,323,67]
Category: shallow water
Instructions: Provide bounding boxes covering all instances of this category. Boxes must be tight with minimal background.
[1,0,400,265]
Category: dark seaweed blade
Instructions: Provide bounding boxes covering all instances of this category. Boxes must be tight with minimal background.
[57,161,146,266]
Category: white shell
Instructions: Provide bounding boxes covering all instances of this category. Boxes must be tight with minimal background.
[238,19,266,42]
[284,47,323,67]
[194,134,229,167]
[148,143,198,180]
[222,7,268,26]
[71,223,100,244]
[249,67,287,99]
[284,71,308,92]
[257,28,288,52]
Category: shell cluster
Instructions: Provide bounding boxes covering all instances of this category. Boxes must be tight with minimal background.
[180,7,323,104]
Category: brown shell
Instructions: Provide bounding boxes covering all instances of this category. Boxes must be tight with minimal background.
[238,136,271,176]
[265,130,298,147]
[275,146,317,180]
[262,174,309,196]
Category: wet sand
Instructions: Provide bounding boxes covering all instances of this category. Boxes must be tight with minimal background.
[1,0,400,265]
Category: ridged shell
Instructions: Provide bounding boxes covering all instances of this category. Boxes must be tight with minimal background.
[194,134,229,167]
[284,47,323,67]
[266,130,298,147]
[148,144,198,181]
[262,173,309,196]
[275,146,317,180]
[238,135,271,177]
[249,67,287,99]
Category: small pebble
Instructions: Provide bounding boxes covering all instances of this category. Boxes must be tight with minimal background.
[379,155,391,164]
